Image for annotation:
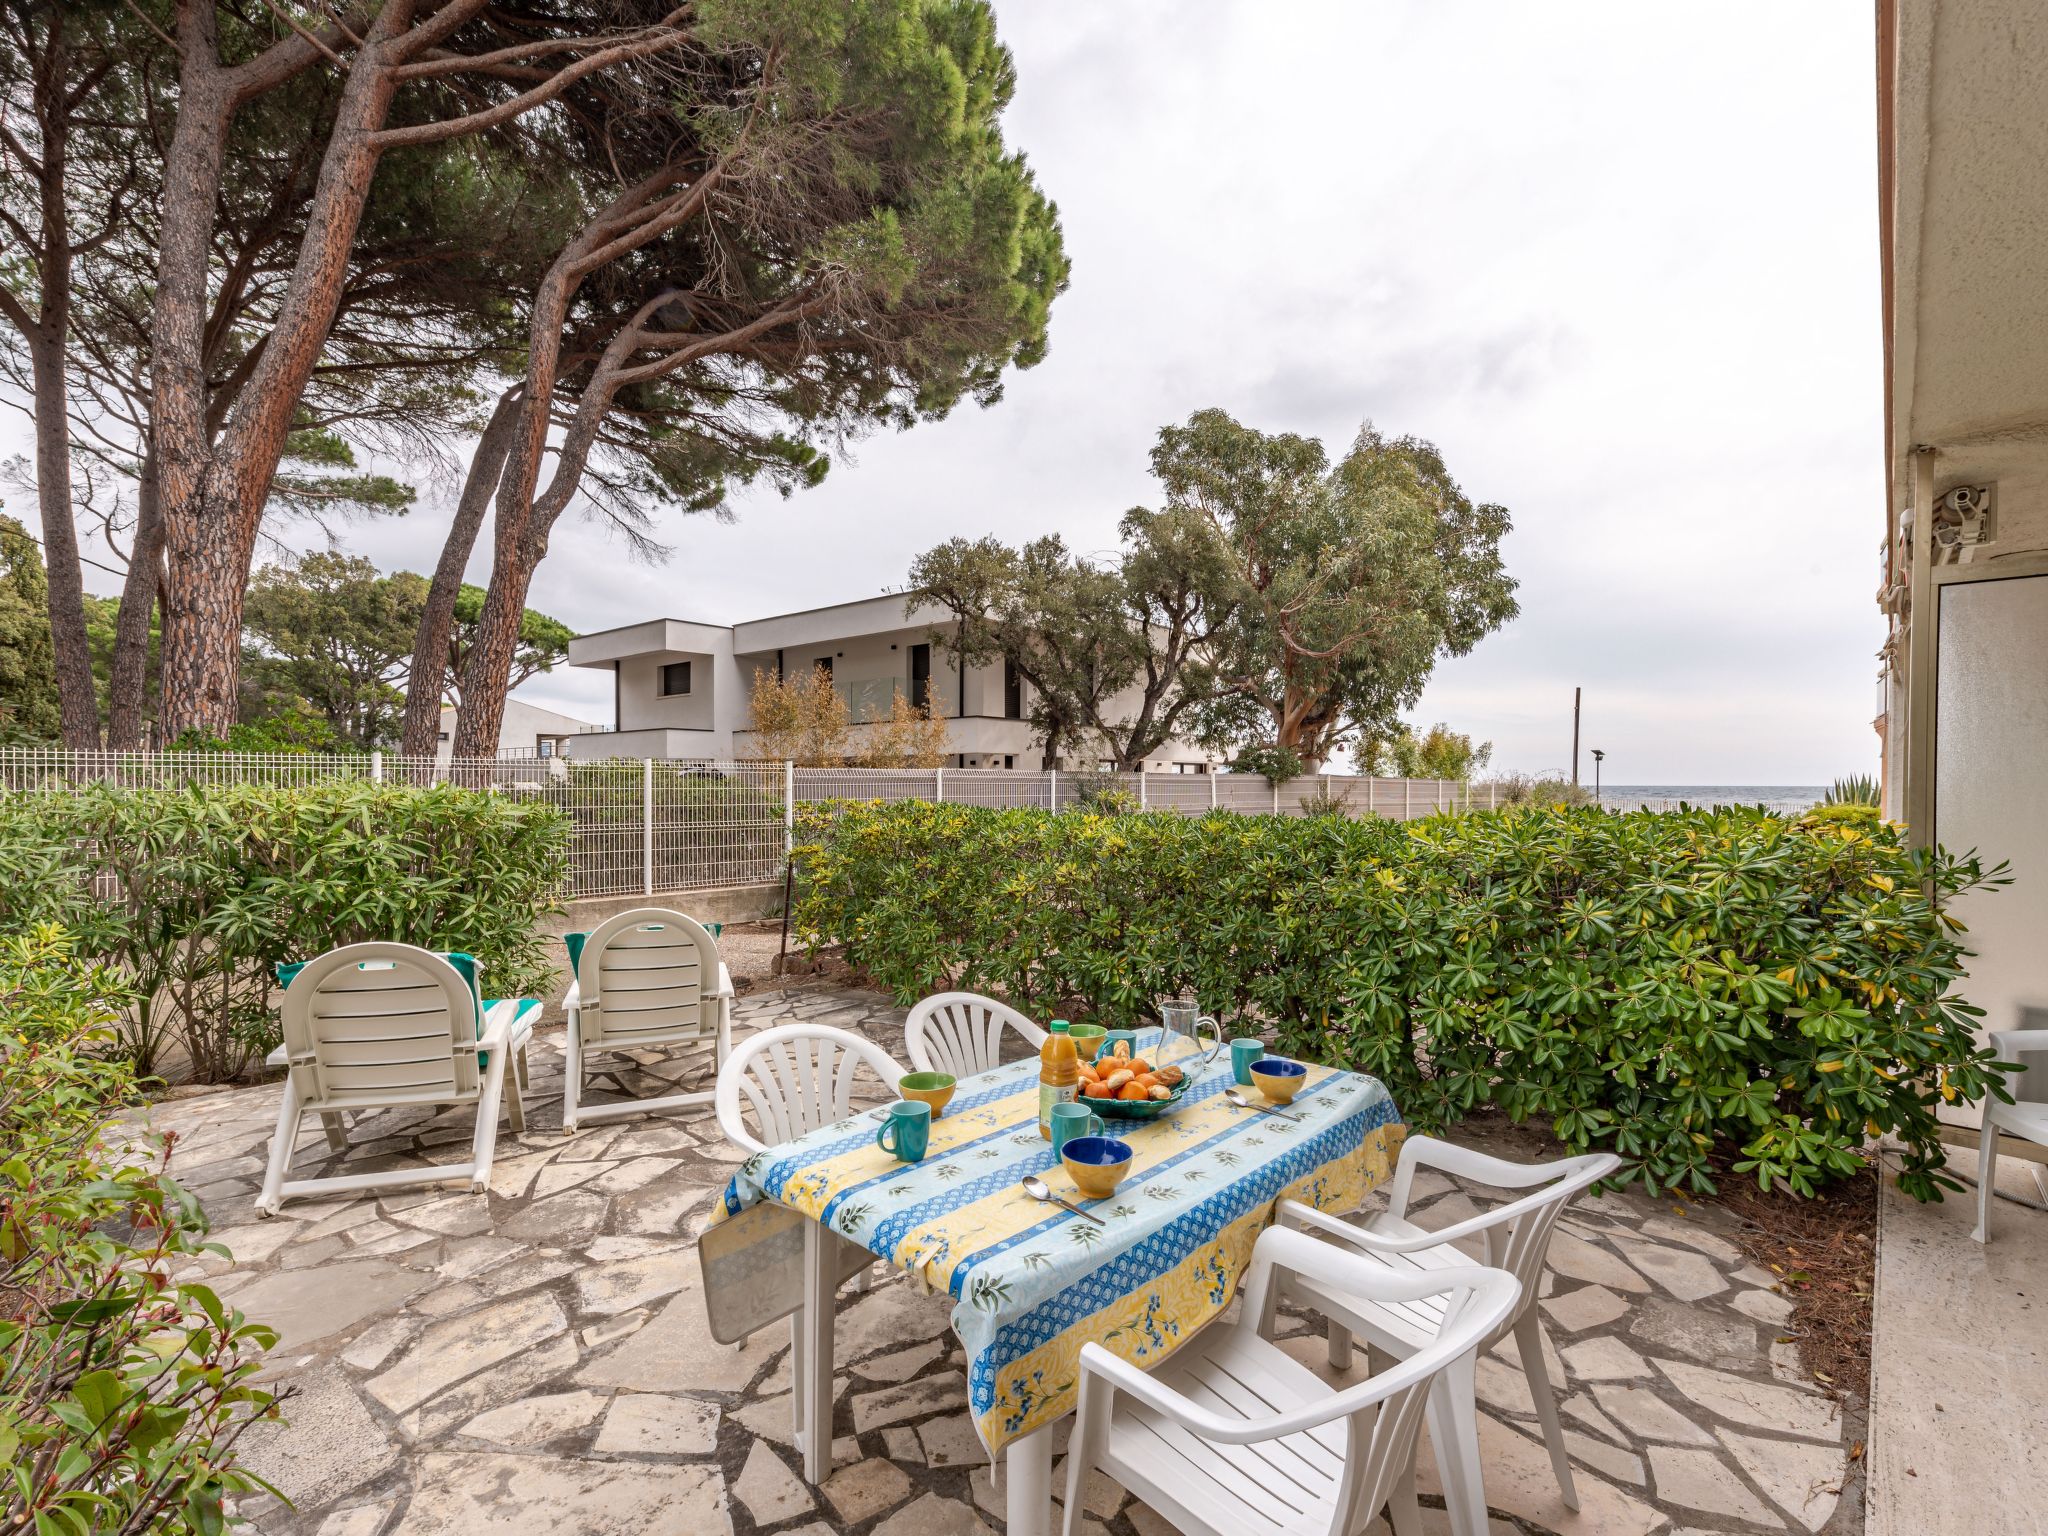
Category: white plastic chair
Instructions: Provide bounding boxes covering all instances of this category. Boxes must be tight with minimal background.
[904,990,1046,1078]
[562,907,732,1133]
[715,1020,908,1446]
[256,943,535,1216]
[1060,1225,1520,1536]
[1275,1136,1620,1524]
[1974,1026,2048,1242]
[715,1021,906,1155]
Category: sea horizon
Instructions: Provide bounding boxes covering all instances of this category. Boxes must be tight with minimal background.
[1590,784,1831,815]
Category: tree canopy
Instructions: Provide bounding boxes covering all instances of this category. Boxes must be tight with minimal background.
[910,409,1516,772]
[1162,409,1518,768]
[0,512,62,742]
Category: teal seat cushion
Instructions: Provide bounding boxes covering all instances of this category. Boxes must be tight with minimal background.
[564,923,719,979]
[276,951,483,1026]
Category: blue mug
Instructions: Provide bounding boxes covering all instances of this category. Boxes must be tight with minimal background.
[1049,1102,1104,1158]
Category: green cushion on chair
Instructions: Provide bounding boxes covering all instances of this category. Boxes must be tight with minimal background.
[564,923,720,979]
[276,951,483,1023]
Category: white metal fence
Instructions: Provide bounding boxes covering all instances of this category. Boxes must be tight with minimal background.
[0,749,1494,901]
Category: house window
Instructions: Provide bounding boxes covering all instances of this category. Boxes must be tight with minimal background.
[1003,754,1015,769]
[814,656,833,681]
[661,661,692,697]
[909,643,931,711]
[1003,658,1022,719]
[1173,762,1207,775]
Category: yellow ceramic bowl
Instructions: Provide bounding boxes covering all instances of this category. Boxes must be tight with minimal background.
[1249,1058,1308,1105]
[1066,1022,1108,1062]
[1061,1136,1134,1200]
[898,1071,957,1118]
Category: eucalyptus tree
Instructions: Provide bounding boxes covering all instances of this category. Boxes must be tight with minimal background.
[907,508,1234,771]
[446,0,1068,757]
[1158,409,1519,770]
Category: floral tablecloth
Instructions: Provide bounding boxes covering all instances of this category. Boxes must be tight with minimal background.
[709,1030,1403,1452]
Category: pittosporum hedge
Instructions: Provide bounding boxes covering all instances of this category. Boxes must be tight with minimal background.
[0,782,569,1081]
[792,799,2006,1199]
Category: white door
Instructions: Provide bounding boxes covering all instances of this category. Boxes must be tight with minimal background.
[1936,571,2048,1106]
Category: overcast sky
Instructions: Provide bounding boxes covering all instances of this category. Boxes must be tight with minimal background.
[19,3,1883,783]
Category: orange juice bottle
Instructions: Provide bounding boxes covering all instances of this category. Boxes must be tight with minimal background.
[1038,1019,1078,1139]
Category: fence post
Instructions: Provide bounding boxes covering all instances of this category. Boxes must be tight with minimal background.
[1403,780,1411,820]
[784,760,795,849]
[1272,778,1280,814]
[1047,767,1056,811]
[370,750,383,783]
[934,766,944,804]
[642,758,655,897]
[1490,782,1497,810]
[1139,771,1148,810]
[1210,772,1218,811]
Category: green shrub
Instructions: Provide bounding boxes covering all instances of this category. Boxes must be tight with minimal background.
[794,799,2005,1199]
[1,924,283,1532]
[0,782,569,1080]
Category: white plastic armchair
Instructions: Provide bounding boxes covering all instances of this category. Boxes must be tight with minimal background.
[715,1022,907,1154]
[256,943,534,1216]
[714,1022,907,1445]
[904,991,1046,1078]
[562,907,732,1133]
[1276,1135,1619,1519]
[1060,1225,1519,1536]
[1975,1027,2048,1243]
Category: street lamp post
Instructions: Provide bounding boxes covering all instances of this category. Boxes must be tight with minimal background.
[1591,748,1605,805]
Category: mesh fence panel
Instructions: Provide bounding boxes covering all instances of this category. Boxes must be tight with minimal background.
[1,749,1498,896]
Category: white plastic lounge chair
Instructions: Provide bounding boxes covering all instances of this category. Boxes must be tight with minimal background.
[1974,1025,2048,1242]
[715,1022,907,1446]
[1275,1136,1620,1520]
[256,942,535,1216]
[904,990,1046,1078]
[562,907,732,1134]
[1059,1224,1519,1536]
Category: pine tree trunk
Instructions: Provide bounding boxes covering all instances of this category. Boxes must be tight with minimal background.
[106,456,163,749]
[398,388,520,758]
[156,469,254,741]
[28,330,100,746]
[449,542,540,758]
[151,4,404,738]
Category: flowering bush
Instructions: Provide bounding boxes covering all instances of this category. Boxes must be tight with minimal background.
[794,799,2005,1198]
[0,925,282,1533]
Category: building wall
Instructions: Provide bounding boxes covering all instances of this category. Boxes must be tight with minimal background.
[617,650,716,732]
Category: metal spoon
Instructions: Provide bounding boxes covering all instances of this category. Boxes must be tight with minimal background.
[1020,1174,1104,1225]
[1224,1088,1302,1122]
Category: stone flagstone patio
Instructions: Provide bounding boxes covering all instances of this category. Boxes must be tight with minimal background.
[137,985,1860,1536]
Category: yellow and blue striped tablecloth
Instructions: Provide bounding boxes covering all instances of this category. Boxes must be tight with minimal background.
[710,1032,1403,1453]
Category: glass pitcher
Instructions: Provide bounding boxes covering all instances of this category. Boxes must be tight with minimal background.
[1154,995,1224,1074]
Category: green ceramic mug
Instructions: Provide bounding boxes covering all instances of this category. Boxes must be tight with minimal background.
[876,1100,931,1163]
[1049,1102,1105,1158]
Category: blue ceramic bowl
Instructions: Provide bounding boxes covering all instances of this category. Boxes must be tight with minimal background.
[1060,1135,1135,1199]
[1249,1057,1308,1105]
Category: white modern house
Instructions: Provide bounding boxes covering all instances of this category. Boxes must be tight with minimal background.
[564,594,1224,771]
[436,697,599,761]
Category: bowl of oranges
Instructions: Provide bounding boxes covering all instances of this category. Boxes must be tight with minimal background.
[1077,1036,1192,1121]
